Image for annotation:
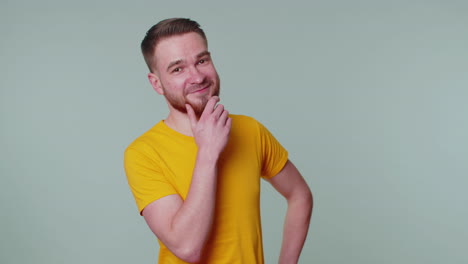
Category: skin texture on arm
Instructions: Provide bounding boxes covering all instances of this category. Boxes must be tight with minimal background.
[142,97,231,263]
[268,160,313,264]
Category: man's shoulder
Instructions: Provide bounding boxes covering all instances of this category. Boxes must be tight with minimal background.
[230,114,259,126]
[229,114,268,142]
[125,121,165,154]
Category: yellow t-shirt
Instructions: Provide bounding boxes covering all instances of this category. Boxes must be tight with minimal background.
[124,115,288,263]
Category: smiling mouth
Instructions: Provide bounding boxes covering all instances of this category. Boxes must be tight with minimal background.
[189,84,211,94]
[194,87,208,93]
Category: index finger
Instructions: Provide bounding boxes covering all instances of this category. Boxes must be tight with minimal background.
[186,104,197,129]
[200,96,220,117]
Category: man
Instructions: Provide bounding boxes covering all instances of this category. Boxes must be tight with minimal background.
[124,18,312,264]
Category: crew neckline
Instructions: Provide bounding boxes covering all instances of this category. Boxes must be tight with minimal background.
[157,120,195,142]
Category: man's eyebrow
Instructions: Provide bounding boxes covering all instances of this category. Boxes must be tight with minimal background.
[196,51,211,58]
[166,59,183,72]
[166,51,211,72]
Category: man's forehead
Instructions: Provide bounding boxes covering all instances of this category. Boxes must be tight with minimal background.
[155,33,207,56]
[154,33,208,69]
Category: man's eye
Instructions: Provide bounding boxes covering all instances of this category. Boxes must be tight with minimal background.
[198,59,205,64]
[172,67,181,73]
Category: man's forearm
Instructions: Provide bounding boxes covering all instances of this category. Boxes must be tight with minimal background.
[169,149,219,261]
[143,98,231,263]
[278,190,313,264]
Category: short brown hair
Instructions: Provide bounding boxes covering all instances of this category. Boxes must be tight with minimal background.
[141,18,207,72]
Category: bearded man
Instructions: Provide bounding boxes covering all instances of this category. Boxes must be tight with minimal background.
[124,18,312,264]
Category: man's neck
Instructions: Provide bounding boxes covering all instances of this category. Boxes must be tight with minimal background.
[164,111,194,137]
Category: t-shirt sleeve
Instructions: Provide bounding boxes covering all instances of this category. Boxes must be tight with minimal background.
[124,145,177,215]
[256,120,289,179]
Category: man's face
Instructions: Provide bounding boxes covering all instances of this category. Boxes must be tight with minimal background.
[151,32,220,117]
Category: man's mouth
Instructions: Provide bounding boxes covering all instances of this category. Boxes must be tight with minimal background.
[189,83,211,94]
[194,87,208,93]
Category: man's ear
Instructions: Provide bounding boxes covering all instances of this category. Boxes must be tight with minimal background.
[148,72,164,95]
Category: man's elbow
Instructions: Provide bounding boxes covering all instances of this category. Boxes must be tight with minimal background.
[290,186,313,212]
[302,187,313,212]
[173,244,204,263]
[307,188,313,215]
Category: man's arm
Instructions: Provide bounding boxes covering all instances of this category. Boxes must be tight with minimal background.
[268,160,313,264]
[142,97,231,263]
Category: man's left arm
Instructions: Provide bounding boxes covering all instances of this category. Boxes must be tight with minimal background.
[267,160,313,264]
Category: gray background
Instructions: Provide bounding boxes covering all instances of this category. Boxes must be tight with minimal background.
[1,0,467,263]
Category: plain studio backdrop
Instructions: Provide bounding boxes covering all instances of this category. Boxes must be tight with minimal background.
[1,0,467,263]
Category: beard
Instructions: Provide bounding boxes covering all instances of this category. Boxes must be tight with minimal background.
[163,80,220,117]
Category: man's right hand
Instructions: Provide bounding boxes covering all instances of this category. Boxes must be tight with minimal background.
[186,96,232,160]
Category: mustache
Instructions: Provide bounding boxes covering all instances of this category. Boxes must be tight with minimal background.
[185,81,212,94]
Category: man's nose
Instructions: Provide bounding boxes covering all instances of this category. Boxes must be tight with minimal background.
[188,67,205,84]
